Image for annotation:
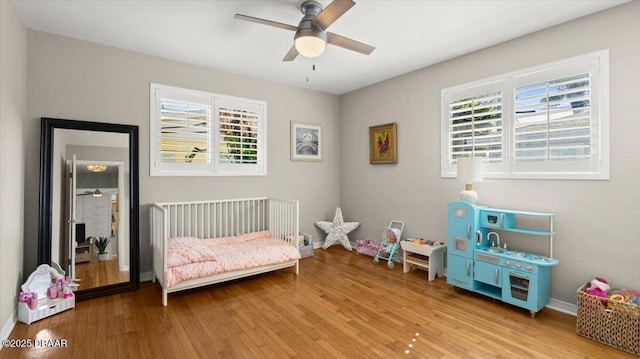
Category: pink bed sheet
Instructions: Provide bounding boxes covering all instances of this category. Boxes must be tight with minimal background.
[164,230,300,288]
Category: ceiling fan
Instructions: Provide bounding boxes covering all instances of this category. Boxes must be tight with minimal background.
[78,189,117,197]
[234,0,375,61]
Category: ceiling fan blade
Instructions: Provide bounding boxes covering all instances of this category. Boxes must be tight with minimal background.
[326,32,375,55]
[283,45,299,62]
[312,0,356,30]
[234,14,298,32]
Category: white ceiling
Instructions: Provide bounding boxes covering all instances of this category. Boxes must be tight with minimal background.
[12,0,628,95]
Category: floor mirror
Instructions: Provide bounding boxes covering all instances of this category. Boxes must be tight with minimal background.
[38,117,139,301]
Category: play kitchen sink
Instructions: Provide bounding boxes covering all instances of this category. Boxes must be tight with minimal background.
[447,202,558,317]
[484,247,504,253]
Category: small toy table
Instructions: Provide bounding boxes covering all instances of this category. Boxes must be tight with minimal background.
[400,240,447,281]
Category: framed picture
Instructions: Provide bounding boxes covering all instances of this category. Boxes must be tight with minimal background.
[291,121,322,161]
[369,122,397,164]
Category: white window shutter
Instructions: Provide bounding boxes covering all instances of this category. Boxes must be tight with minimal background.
[214,97,266,175]
[513,72,597,174]
[150,84,267,176]
[448,90,503,163]
[159,98,212,164]
[441,50,608,180]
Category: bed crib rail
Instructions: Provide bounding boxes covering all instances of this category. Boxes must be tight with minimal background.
[150,197,299,287]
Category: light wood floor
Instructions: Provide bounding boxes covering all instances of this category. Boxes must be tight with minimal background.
[74,257,129,290]
[2,247,635,358]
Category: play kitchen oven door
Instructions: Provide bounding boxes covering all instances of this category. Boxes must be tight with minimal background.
[502,270,539,310]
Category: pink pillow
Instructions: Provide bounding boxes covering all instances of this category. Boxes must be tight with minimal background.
[167,237,218,268]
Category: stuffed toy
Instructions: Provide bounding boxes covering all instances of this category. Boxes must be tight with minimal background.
[380,234,397,254]
[585,277,609,304]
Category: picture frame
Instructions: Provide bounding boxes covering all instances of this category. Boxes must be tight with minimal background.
[369,122,397,164]
[291,121,322,161]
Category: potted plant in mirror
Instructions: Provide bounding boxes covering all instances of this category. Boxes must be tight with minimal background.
[94,236,110,261]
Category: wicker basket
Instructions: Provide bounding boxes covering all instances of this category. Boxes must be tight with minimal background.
[576,283,640,355]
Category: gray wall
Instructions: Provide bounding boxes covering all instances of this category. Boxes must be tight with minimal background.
[24,30,341,276]
[0,0,27,336]
[340,1,640,303]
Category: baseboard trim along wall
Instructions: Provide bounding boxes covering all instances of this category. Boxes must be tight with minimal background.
[0,310,17,349]
[547,298,578,316]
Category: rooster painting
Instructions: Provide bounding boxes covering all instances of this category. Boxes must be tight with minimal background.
[369,123,397,164]
[376,132,390,157]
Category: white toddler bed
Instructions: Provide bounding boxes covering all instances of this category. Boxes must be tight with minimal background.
[150,197,300,306]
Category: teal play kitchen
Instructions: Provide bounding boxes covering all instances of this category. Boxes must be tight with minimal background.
[446,202,558,317]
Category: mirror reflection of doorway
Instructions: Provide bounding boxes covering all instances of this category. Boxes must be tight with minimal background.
[68,160,128,290]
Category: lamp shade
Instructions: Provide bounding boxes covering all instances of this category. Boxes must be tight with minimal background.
[294,28,327,58]
[457,156,484,204]
[457,156,484,183]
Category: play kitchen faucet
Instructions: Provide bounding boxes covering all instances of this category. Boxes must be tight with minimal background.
[488,232,500,248]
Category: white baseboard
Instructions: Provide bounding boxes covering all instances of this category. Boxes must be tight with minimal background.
[546,297,578,316]
[0,309,17,351]
[312,241,322,249]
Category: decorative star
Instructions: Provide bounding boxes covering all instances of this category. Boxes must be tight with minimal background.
[315,207,360,251]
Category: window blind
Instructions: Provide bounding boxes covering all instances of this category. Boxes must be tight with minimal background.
[448,91,503,164]
[151,83,267,176]
[218,107,260,165]
[159,98,211,164]
[441,50,607,179]
[514,73,591,163]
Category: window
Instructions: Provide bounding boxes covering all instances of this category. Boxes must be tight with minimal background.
[150,84,267,176]
[441,50,609,180]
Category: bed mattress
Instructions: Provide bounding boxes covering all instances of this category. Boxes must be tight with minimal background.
[165,230,300,288]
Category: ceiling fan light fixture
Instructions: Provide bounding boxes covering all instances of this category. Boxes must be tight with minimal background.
[294,28,327,58]
[86,164,107,172]
[92,189,102,197]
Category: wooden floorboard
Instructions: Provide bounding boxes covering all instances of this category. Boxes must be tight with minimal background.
[74,257,129,290]
[2,247,636,358]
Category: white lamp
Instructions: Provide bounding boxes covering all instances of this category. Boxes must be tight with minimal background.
[457,156,484,204]
[294,28,327,58]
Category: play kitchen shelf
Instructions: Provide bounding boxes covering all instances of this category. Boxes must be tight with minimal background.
[479,208,555,257]
[401,240,446,281]
[446,202,558,317]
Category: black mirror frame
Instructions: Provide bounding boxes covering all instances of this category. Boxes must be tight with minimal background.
[38,117,139,301]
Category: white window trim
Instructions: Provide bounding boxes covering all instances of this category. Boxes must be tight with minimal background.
[150,83,267,177]
[441,49,609,180]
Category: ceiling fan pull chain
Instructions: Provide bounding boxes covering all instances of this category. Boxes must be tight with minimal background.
[307,59,316,82]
